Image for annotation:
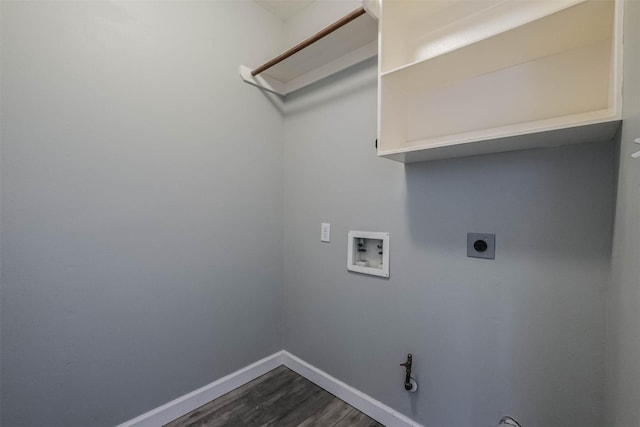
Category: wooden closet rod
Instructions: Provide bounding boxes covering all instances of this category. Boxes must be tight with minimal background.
[251,6,367,77]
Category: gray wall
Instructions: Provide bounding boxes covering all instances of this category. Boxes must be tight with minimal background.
[0,2,284,425]
[606,0,640,425]
[282,58,615,426]
[1,1,629,426]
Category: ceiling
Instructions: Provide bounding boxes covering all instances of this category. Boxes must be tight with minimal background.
[254,0,316,21]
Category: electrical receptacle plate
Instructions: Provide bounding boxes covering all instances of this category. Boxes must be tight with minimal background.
[467,233,495,259]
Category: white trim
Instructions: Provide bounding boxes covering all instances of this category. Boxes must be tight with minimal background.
[117,350,423,427]
[117,351,284,427]
[281,351,423,427]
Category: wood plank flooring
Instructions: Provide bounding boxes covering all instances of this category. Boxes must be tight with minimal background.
[165,365,384,427]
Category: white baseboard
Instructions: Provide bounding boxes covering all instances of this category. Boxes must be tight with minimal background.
[281,351,423,427]
[117,351,284,427]
[118,350,422,427]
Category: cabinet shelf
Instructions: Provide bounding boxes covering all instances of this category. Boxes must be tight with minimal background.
[377,0,623,162]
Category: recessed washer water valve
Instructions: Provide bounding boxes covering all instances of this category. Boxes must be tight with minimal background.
[347,231,390,277]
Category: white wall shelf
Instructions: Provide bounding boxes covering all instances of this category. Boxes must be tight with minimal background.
[241,1,379,96]
[377,0,624,163]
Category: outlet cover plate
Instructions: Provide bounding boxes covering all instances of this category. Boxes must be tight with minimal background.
[467,233,496,259]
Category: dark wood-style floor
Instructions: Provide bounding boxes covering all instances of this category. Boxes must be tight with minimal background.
[165,365,385,427]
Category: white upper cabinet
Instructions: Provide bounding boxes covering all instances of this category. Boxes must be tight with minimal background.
[377,0,623,162]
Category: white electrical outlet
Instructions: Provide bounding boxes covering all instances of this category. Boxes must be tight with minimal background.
[321,223,331,242]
